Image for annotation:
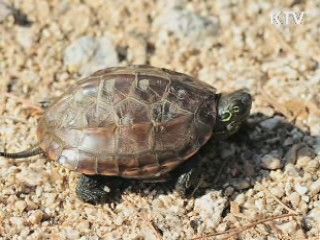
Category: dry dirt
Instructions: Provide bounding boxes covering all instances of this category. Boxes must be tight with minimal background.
[1,0,320,239]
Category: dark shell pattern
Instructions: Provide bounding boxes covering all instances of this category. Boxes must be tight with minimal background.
[37,65,217,179]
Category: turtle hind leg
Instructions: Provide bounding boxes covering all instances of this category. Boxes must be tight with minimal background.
[76,175,111,204]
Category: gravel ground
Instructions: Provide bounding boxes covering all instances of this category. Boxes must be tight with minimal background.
[1,0,320,239]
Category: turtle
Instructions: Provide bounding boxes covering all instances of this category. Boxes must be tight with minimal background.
[0,65,252,204]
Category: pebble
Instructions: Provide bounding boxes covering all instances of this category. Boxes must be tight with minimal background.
[64,226,80,239]
[0,0,12,23]
[10,217,24,231]
[64,36,119,76]
[232,178,252,190]
[260,154,283,170]
[16,27,34,49]
[254,198,265,211]
[194,192,227,229]
[77,220,90,233]
[294,184,308,195]
[308,113,320,135]
[304,209,320,230]
[224,186,234,196]
[309,179,320,196]
[276,221,297,234]
[154,8,218,44]
[288,192,300,208]
[59,5,91,36]
[43,193,58,207]
[283,143,315,165]
[234,193,246,205]
[313,144,320,155]
[259,117,284,130]
[270,186,284,198]
[296,156,312,168]
[16,169,44,187]
[15,200,27,212]
[28,210,44,224]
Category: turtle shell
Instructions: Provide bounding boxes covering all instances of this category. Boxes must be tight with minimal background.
[37,65,217,179]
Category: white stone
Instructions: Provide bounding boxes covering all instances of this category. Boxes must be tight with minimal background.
[310,179,320,196]
[29,210,44,224]
[64,36,119,76]
[259,116,284,130]
[294,184,308,195]
[304,208,320,230]
[15,200,27,212]
[260,154,283,170]
[0,0,12,22]
[276,221,297,234]
[288,192,300,208]
[154,8,218,45]
[16,169,43,187]
[16,27,34,49]
[194,192,227,229]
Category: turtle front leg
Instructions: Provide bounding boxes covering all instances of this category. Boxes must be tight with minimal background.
[174,155,203,197]
[76,175,111,204]
[175,166,202,197]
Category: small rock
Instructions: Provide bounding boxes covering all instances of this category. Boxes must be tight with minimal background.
[288,192,300,208]
[296,156,312,168]
[64,226,80,239]
[294,184,308,195]
[194,192,227,229]
[15,200,27,212]
[234,193,246,205]
[154,8,218,45]
[304,208,320,230]
[259,116,284,130]
[260,154,283,170]
[64,36,119,76]
[10,217,24,231]
[310,179,320,196]
[276,221,297,234]
[313,144,320,155]
[224,186,234,196]
[16,169,44,186]
[283,143,315,165]
[77,220,90,233]
[232,178,252,190]
[29,210,44,224]
[127,35,147,63]
[254,198,265,211]
[0,0,12,23]
[308,113,320,135]
[25,197,38,210]
[59,5,91,36]
[16,27,34,49]
[44,193,57,206]
[153,199,165,209]
[284,164,300,177]
[270,186,284,198]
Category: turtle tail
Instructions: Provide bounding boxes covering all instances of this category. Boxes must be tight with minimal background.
[0,144,43,159]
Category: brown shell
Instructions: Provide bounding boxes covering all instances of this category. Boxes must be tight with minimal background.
[37,65,217,179]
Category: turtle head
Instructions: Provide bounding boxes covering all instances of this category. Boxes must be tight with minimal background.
[213,91,252,140]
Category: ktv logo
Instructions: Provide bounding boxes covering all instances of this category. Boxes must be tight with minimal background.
[270,11,305,25]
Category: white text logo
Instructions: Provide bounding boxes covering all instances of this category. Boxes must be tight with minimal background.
[270,11,305,25]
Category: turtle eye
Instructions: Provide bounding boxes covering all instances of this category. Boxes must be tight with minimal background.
[221,111,232,122]
[233,106,240,113]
